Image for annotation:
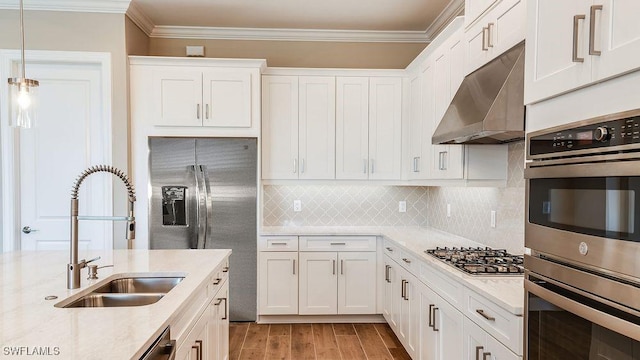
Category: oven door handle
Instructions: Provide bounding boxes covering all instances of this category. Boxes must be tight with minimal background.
[525,159,640,179]
[525,278,640,341]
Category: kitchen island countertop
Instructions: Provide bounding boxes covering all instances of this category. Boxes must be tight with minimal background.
[261,226,524,315]
[0,249,230,359]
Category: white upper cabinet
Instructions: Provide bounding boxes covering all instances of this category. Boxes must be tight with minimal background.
[261,76,299,180]
[526,0,640,104]
[261,75,336,180]
[407,71,429,180]
[368,77,403,180]
[298,76,336,180]
[465,0,526,74]
[152,68,253,127]
[465,0,499,27]
[336,77,369,180]
[202,72,252,127]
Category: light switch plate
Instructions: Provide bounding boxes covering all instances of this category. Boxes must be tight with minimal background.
[491,210,496,228]
[446,204,451,217]
[398,201,407,213]
[293,200,302,212]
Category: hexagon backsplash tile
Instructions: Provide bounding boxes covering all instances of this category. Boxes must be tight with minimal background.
[263,185,429,227]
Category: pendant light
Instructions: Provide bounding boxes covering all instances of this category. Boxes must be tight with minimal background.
[7,0,38,129]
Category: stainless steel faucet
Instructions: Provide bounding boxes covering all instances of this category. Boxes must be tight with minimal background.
[68,165,136,289]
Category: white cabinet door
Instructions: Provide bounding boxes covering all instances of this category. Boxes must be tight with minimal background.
[525,0,592,104]
[465,0,499,27]
[202,71,251,128]
[337,252,376,314]
[382,257,397,328]
[433,293,464,360]
[215,281,230,360]
[368,77,402,180]
[592,0,640,81]
[259,252,298,315]
[407,71,425,179]
[336,77,370,180]
[152,69,203,127]
[298,76,336,180]
[299,252,337,315]
[398,270,419,358]
[465,20,493,74]
[261,76,299,180]
[463,317,521,360]
[491,0,526,56]
[176,304,210,360]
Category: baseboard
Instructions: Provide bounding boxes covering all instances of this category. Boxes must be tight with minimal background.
[256,314,386,324]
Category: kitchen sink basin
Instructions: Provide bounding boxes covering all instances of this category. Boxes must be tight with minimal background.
[92,277,184,294]
[64,293,165,308]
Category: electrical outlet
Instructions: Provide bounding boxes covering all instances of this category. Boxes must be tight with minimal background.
[398,201,407,213]
[446,204,451,218]
[293,200,302,212]
[491,210,496,228]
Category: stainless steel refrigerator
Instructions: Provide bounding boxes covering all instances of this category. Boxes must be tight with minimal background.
[149,137,257,322]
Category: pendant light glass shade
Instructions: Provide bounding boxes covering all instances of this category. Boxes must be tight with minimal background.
[8,0,39,129]
[8,78,38,128]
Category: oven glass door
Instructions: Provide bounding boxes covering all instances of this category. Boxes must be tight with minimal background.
[528,176,640,242]
[527,277,640,360]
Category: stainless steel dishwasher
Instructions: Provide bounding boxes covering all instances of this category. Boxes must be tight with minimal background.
[139,326,176,360]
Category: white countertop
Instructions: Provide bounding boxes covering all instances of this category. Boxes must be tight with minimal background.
[0,249,230,360]
[261,226,524,315]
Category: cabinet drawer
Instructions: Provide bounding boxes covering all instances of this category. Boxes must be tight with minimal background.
[259,236,299,251]
[299,236,376,251]
[382,239,400,262]
[419,261,464,311]
[463,288,523,355]
[208,259,230,298]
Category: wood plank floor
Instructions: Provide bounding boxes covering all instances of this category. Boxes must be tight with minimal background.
[229,323,411,360]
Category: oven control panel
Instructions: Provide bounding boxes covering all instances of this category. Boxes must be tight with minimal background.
[529,113,640,157]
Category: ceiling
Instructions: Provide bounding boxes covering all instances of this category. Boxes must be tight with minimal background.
[128,0,463,42]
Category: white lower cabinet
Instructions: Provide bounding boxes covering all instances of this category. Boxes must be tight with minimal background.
[258,252,298,315]
[419,282,464,360]
[384,254,419,359]
[382,257,399,329]
[299,251,377,315]
[463,317,521,360]
[176,278,229,360]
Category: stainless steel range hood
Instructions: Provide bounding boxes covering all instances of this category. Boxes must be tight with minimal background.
[432,41,525,145]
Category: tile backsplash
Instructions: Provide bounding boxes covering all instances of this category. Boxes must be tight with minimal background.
[262,142,525,254]
[263,185,429,227]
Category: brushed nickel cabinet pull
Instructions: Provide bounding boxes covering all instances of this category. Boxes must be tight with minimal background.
[205,104,209,119]
[196,104,201,120]
[213,278,221,285]
[476,309,496,321]
[293,259,296,275]
[332,259,336,275]
[432,307,439,331]
[340,259,344,275]
[385,265,390,283]
[221,297,228,320]
[363,159,367,173]
[573,15,586,62]
[370,159,375,174]
[483,352,492,360]
[402,258,411,264]
[385,247,394,252]
[481,27,489,51]
[271,242,288,246]
[475,346,484,360]
[331,242,346,246]
[194,340,203,360]
[589,5,603,55]
[428,304,435,328]
[301,158,305,174]
[401,279,406,299]
[487,23,494,47]
[293,158,297,173]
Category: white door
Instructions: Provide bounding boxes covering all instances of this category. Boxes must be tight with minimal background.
[299,251,337,315]
[261,75,299,180]
[298,76,336,180]
[433,295,464,360]
[258,251,298,315]
[525,0,592,104]
[463,317,488,360]
[17,60,112,251]
[407,72,424,180]
[337,251,376,314]
[368,77,402,180]
[382,257,397,328]
[336,77,369,180]
[202,71,251,128]
[152,69,203,126]
[399,271,418,358]
[592,0,640,81]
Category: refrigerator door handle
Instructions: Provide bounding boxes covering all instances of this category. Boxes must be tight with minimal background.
[200,164,213,249]
[193,165,207,249]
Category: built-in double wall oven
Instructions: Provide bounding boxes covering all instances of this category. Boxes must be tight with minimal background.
[525,109,640,359]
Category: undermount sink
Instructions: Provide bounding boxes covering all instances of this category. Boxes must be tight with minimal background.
[92,277,184,294]
[58,276,184,308]
[64,293,165,308]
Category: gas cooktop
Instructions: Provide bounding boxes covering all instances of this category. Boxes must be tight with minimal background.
[425,247,524,276]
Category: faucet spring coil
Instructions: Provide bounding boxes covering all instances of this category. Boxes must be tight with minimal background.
[70,165,136,201]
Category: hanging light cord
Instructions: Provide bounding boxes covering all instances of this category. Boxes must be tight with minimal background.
[19,0,25,80]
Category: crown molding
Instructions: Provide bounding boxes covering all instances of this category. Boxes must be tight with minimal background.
[424,0,465,41]
[126,1,154,35]
[149,26,430,43]
[0,0,131,13]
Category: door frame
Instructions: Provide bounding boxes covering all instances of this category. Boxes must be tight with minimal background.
[0,50,113,252]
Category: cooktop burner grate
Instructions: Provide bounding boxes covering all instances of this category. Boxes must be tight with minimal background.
[424,246,524,276]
